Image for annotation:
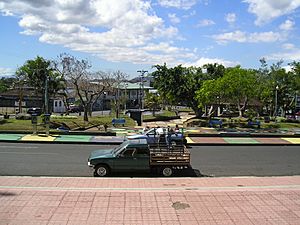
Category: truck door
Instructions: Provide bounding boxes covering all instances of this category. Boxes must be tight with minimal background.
[146,129,158,143]
[114,148,135,172]
[131,147,150,171]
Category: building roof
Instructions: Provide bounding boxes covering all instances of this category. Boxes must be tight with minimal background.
[117,82,153,90]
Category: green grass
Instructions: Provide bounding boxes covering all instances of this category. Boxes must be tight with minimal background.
[143,110,177,121]
[0,114,136,131]
[0,117,45,131]
[276,122,300,129]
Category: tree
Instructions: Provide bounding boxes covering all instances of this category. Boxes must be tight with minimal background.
[288,61,300,113]
[195,79,223,118]
[0,77,16,93]
[221,66,258,117]
[203,63,225,80]
[54,53,127,122]
[196,66,259,117]
[16,56,63,113]
[268,61,296,116]
[144,92,161,116]
[152,64,204,116]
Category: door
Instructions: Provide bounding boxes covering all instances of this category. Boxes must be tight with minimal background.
[145,129,159,143]
[131,147,150,171]
[113,148,135,172]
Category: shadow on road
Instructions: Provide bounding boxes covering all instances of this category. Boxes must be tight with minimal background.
[94,167,210,178]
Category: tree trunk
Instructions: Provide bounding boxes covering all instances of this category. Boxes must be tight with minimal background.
[152,108,156,116]
[237,103,243,117]
[83,110,89,122]
[83,104,90,122]
[191,106,203,118]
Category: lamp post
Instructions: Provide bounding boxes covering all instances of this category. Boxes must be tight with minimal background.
[124,83,128,112]
[295,91,298,112]
[102,92,106,115]
[275,85,279,121]
[137,70,148,110]
[44,74,50,136]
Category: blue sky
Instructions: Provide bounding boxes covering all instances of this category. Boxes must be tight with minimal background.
[0,0,300,78]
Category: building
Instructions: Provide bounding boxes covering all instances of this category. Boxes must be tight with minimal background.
[94,82,154,111]
[0,80,154,114]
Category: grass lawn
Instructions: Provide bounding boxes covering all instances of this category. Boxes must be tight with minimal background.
[143,110,177,121]
[0,114,136,131]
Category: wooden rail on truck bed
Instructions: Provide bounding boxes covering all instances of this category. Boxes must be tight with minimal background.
[149,143,190,166]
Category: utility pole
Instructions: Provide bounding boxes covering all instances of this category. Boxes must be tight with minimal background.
[274,85,279,121]
[137,70,148,110]
[44,73,50,136]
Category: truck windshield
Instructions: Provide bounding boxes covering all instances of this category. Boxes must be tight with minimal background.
[112,141,128,154]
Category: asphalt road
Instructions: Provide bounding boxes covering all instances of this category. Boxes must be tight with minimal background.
[0,143,299,177]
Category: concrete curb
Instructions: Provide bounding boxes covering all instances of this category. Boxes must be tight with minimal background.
[1,138,300,146]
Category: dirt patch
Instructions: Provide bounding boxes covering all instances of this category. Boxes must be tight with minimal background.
[172,201,190,210]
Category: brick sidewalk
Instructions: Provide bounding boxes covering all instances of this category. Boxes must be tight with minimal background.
[1,176,300,224]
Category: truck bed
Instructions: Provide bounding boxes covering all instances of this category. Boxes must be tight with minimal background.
[148,144,190,166]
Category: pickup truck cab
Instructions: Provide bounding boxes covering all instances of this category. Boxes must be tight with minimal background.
[126,128,187,145]
[88,139,190,177]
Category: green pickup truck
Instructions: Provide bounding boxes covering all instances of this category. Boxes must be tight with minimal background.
[88,139,191,177]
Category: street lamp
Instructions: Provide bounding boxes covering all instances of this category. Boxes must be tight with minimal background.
[275,85,279,120]
[137,70,148,110]
[124,83,128,111]
[44,74,50,136]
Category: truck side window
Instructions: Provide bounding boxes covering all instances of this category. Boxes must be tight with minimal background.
[134,148,149,157]
[122,148,135,157]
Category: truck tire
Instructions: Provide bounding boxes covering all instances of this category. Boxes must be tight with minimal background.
[94,164,110,177]
[162,167,173,177]
[183,138,187,145]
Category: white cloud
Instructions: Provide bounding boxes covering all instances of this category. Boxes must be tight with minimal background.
[168,13,180,24]
[279,19,295,31]
[267,48,300,61]
[0,67,14,76]
[182,10,196,18]
[282,43,295,50]
[282,65,292,72]
[197,19,215,27]
[244,0,300,25]
[157,0,197,10]
[200,0,210,6]
[213,30,285,44]
[186,57,239,67]
[0,0,198,66]
[225,13,236,24]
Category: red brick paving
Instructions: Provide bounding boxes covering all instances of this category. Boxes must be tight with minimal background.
[0,176,300,224]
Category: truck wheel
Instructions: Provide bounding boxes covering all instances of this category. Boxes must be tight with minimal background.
[94,164,110,177]
[162,167,173,177]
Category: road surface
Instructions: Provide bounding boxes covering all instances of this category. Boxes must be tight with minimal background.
[0,143,299,177]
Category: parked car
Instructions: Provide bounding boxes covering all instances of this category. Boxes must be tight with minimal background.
[88,139,190,177]
[126,127,187,145]
[27,107,42,116]
[68,105,82,113]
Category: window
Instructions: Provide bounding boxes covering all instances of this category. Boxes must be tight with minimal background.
[122,148,135,157]
[134,148,149,157]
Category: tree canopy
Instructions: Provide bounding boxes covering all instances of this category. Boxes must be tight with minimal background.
[152,60,300,118]
[16,56,63,113]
